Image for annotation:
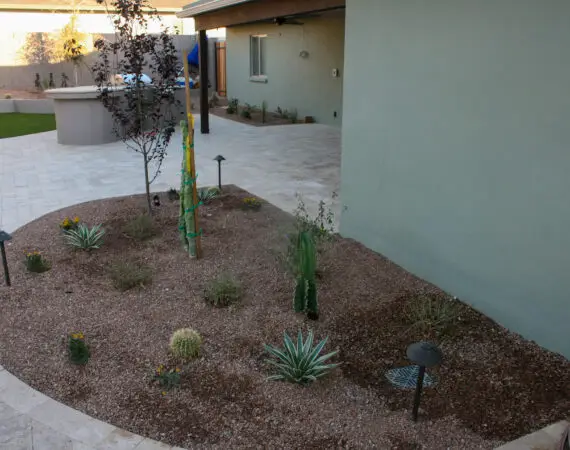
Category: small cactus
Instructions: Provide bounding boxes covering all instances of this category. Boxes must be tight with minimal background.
[169,328,202,360]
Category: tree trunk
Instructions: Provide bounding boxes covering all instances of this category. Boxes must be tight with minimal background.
[144,155,152,215]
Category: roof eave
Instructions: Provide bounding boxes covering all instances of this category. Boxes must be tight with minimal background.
[176,0,253,19]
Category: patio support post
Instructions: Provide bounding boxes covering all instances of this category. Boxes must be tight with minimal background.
[199,29,210,134]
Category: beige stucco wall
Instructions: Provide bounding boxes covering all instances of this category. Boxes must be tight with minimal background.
[226,13,345,126]
[341,0,570,357]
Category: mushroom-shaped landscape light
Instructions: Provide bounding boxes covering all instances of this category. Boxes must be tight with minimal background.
[407,341,443,422]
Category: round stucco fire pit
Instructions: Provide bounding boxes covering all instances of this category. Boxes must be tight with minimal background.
[45,86,123,146]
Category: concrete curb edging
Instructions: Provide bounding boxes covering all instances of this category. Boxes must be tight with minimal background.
[495,420,569,450]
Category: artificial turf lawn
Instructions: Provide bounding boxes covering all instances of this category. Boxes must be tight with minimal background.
[0,113,56,138]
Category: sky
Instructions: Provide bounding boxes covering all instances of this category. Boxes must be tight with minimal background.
[0,12,225,65]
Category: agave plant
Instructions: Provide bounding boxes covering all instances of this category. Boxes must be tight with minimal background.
[197,186,220,204]
[64,224,105,250]
[264,330,339,384]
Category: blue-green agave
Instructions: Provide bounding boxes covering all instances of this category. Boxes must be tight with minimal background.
[64,223,105,250]
[264,330,339,384]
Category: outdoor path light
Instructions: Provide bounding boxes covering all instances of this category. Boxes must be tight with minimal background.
[213,155,226,190]
[0,230,13,286]
[407,341,443,422]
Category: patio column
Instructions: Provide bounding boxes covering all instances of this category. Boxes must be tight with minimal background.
[199,29,210,134]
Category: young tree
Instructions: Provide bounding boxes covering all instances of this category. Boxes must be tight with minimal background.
[92,0,179,214]
[55,14,88,86]
[19,33,56,65]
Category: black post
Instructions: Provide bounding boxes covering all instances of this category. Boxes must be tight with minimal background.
[199,29,210,134]
[217,161,222,190]
[411,365,426,421]
[1,242,10,287]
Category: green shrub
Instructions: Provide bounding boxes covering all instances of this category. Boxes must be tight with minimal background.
[406,294,459,335]
[64,224,105,250]
[204,273,242,307]
[227,98,239,114]
[167,188,180,201]
[293,193,336,240]
[153,364,181,391]
[197,186,220,204]
[264,330,339,384]
[169,328,202,360]
[289,108,298,124]
[4,94,12,99]
[241,103,253,119]
[109,261,152,291]
[293,231,318,320]
[24,251,50,273]
[68,332,90,365]
[123,215,156,240]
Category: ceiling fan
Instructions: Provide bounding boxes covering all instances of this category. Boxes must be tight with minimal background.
[273,14,319,26]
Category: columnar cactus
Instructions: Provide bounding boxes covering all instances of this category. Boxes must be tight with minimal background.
[169,328,202,360]
[293,231,319,320]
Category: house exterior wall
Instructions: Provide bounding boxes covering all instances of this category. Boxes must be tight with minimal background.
[341,0,570,357]
[226,13,344,126]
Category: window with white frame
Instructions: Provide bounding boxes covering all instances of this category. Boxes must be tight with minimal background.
[250,34,267,78]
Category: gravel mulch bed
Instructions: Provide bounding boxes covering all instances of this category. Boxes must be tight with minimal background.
[0,186,568,449]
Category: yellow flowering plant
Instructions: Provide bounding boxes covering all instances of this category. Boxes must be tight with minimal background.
[60,216,80,231]
[24,251,50,273]
[242,197,262,210]
[153,364,181,390]
[68,331,90,365]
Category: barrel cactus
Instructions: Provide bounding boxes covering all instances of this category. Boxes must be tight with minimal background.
[169,328,202,360]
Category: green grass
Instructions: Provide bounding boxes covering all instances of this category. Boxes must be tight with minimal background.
[0,113,56,138]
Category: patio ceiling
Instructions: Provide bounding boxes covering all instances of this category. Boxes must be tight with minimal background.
[177,0,345,30]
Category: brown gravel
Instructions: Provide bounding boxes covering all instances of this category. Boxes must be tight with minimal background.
[0,186,568,449]
[210,105,299,127]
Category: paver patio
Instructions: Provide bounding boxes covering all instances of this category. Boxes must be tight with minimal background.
[0,115,340,449]
[0,115,341,233]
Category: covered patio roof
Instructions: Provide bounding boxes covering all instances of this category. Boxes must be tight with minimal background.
[177,0,345,30]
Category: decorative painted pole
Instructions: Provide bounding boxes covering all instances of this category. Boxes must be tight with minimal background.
[178,50,202,259]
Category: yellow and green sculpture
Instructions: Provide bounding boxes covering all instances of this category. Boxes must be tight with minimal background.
[179,114,201,258]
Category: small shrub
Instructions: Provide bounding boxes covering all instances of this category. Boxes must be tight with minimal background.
[406,294,459,335]
[60,216,80,231]
[197,186,220,204]
[227,98,239,114]
[293,193,336,240]
[204,273,242,307]
[242,197,262,210]
[276,106,287,119]
[169,328,202,360]
[241,103,253,119]
[64,224,105,250]
[4,94,12,99]
[24,251,50,273]
[68,332,90,365]
[110,261,152,291]
[289,108,298,124]
[264,330,339,384]
[261,100,267,123]
[123,215,156,240]
[167,188,180,201]
[153,364,181,391]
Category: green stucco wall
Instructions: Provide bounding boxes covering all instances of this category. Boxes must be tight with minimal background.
[226,13,345,126]
[341,0,570,357]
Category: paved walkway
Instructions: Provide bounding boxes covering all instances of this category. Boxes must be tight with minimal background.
[0,115,340,449]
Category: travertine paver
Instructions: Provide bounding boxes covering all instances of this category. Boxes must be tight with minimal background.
[0,116,340,449]
[0,115,341,233]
